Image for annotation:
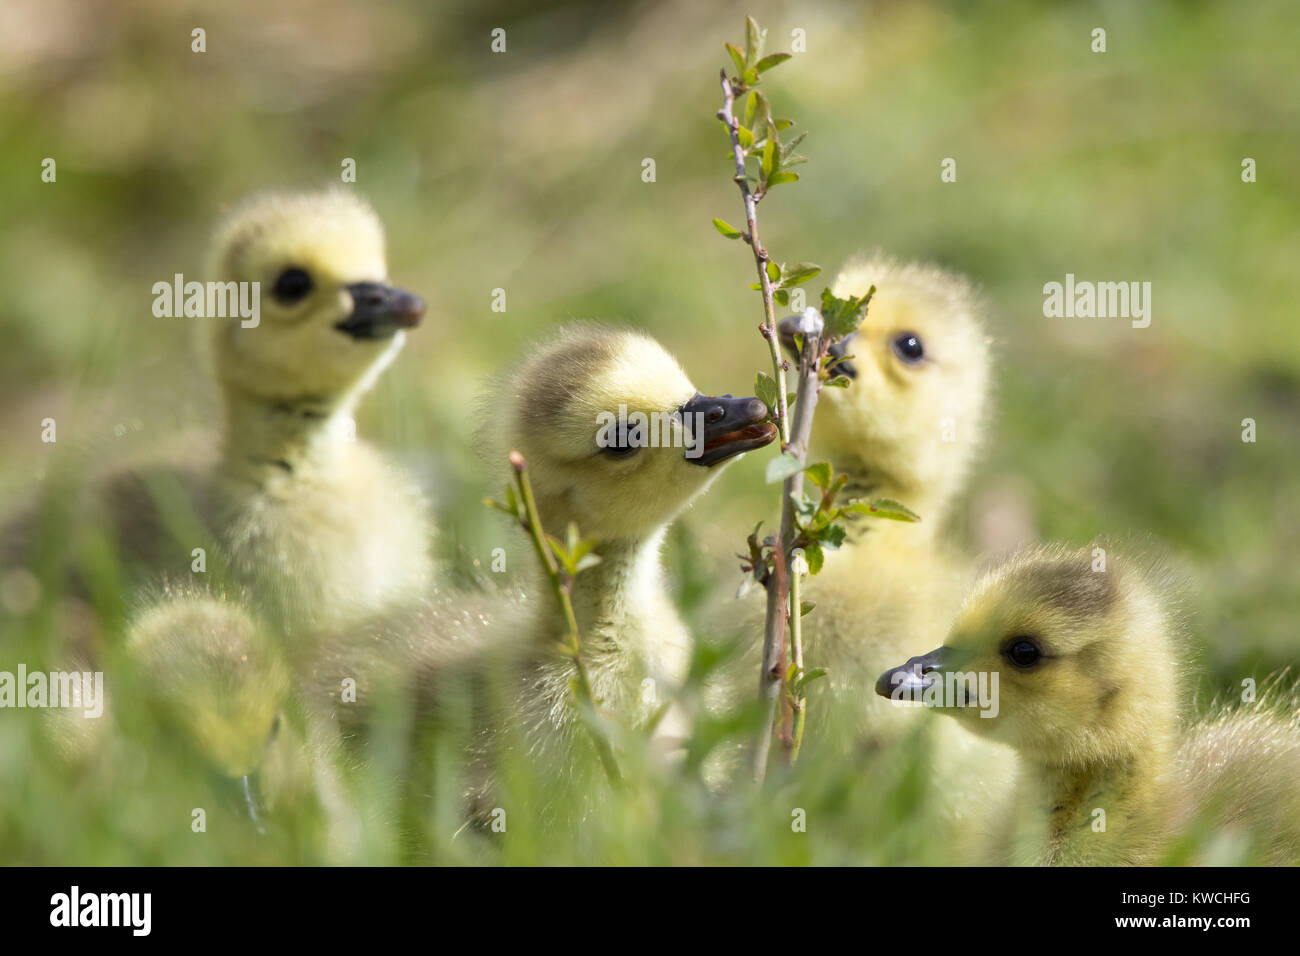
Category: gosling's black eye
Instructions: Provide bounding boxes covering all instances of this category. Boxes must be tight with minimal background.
[272,266,313,305]
[599,427,642,460]
[892,331,924,364]
[1004,637,1042,669]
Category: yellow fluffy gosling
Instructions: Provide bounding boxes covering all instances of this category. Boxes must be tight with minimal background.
[4,189,433,634]
[304,326,776,800]
[778,254,992,724]
[877,544,1300,865]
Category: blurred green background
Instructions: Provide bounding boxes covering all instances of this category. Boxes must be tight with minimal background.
[1,0,1298,864]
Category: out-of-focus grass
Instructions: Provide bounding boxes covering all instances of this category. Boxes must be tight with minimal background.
[1,0,1297,864]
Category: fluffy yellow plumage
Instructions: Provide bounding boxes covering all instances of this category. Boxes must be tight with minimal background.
[879,544,1300,865]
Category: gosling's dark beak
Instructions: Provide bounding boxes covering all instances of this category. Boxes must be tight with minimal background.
[680,393,778,467]
[777,314,858,379]
[875,646,950,702]
[335,282,425,340]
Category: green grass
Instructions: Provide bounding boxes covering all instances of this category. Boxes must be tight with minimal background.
[2,0,1298,864]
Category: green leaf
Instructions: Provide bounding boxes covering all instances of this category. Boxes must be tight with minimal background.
[761,139,776,179]
[742,91,757,127]
[790,490,818,524]
[742,68,758,86]
[768,171,799,188]
[799,601,816,616]
[819,523,847,550]
[575,553,603,573]
[725,42,747,76]
[755,52,791,73]
[820,285,875,340]
[754,371,778,410]
[765,453,804,484]
[737,125,753,149]
[773,118,793,131]
[766,259,781,283]
[780,262,821,287]
[744,17,764,65]
[794,667,828,694]
[712,218,744,239]
[774,289,790,307]
[804,540,824,574]
[848,498,922,522]
[803,461,832,488]
[752,91,774,134]
[825,375,851,388]
[546,533,576,576]
[780,131,807,158]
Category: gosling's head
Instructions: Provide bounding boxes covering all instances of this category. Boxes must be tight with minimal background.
[876,545,1180,768]
[782,255,990,520]
[128,594,290,779]
[503,325,777,542]
[208,189,425,406]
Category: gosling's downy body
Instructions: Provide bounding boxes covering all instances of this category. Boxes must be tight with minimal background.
[878,544,1300,865]
[128,588,290,782]
[126,586,364,854]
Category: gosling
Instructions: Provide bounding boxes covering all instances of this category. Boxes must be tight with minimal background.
[304,325,776,801]
[4,189,434,635]
[777,254,991,722]
[877,544,1300,865]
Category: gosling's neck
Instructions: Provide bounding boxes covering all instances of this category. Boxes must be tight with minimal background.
[567,528,670,650]
[832,456,948,548]
[218,386,362,485]
[1026,726,1178,866]
[527,526,687,688]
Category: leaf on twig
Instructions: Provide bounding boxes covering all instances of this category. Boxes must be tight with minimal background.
[780,262,821,287]
[725,42,747,76]
[712,218,744,239]
[820,285,876,340]
[760,138,777,179]
[804,540,824,574]
[754,371,779,410]
[744,16,765,65]
[803,461,832,489]
[755,52,791,73]
[847,498,922,522]
[767,171,799,187]
[765,453,804,484]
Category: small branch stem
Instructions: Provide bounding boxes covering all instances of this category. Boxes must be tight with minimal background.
[789,549,806,762]
[717,69,799,783]
[510,451,622,786]
[717,70,790,449]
